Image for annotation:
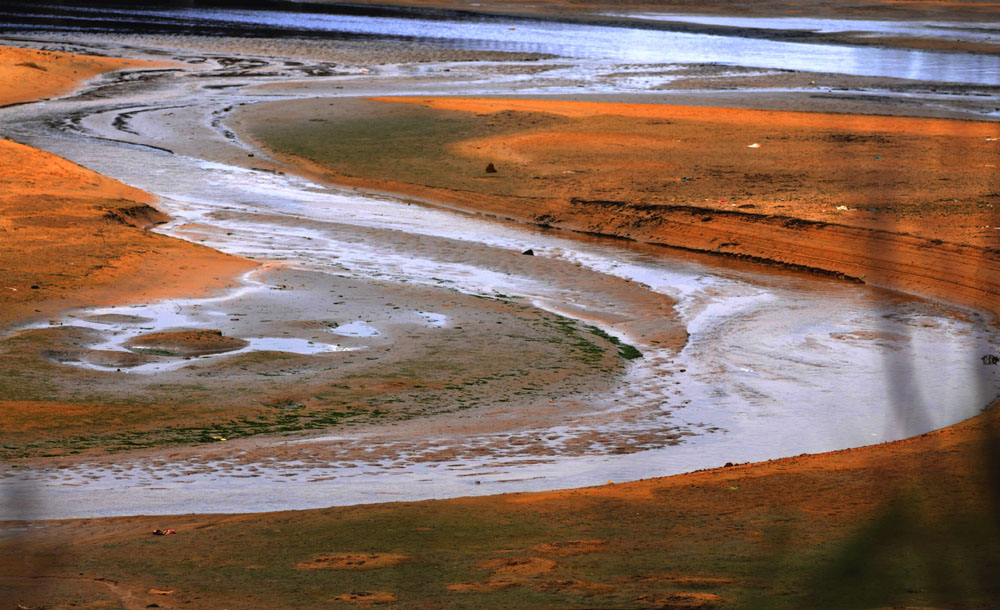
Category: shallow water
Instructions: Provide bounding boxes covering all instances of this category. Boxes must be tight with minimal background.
[617,13,1000,42]
[2,3,1000,84]
[0,36,998,518]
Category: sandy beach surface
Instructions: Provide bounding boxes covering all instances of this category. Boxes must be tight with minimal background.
[0,2,998,608]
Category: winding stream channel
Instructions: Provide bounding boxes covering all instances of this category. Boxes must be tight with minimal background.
[1,10,999,519]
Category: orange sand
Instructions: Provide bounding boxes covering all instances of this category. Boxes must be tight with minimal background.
[0,137,253,329]
[244,96,999,314]
[378,97,1000,139]
[0,45,170,107]
[0,45,252,330]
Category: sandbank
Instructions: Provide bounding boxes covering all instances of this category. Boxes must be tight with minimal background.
[0,44,170,108]
[234,95,1000,313]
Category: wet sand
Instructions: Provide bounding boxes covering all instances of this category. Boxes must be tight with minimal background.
[3,387,998,608]
[1,36,641,463]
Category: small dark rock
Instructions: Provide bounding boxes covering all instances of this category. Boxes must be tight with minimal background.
[485,162,497,173]
[30,285,39,289]
[982,354,999,366]
[724,462,734,467]
[522,249,534,256]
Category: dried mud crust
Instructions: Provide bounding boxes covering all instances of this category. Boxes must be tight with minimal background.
[233,96,1000,313]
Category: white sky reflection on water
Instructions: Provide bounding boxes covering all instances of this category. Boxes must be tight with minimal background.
[6,4,1000,84]
[614,13,1000,41]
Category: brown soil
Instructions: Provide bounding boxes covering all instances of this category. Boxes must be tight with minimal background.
[236,96,1000,314]
[448,557,561,593]
[296,553,410,570]
[480,556,558,575]
[637,592,724,608]
[125,329,249,356]
[331,591,399,605]
[532,539,607,555]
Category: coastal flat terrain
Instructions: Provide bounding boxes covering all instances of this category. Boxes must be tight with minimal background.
[235,95,1000,310]
[1,2,999,609]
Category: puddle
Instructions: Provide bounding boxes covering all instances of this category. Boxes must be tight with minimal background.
[245,337,354,354]
[418,312,448,327]
[328,321,380,337]
[23,272,361,373]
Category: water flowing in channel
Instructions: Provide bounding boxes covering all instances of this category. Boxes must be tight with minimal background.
[0,31,997,518]
[3,127,997,518]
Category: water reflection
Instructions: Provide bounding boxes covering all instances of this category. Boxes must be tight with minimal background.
[1,3,999,84]
[617,13,1000,42]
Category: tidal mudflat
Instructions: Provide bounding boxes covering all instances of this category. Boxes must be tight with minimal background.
[1,2,999,608]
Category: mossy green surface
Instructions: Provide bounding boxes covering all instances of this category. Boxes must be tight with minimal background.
[44,465,1000,609]
[247,101,566,198]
